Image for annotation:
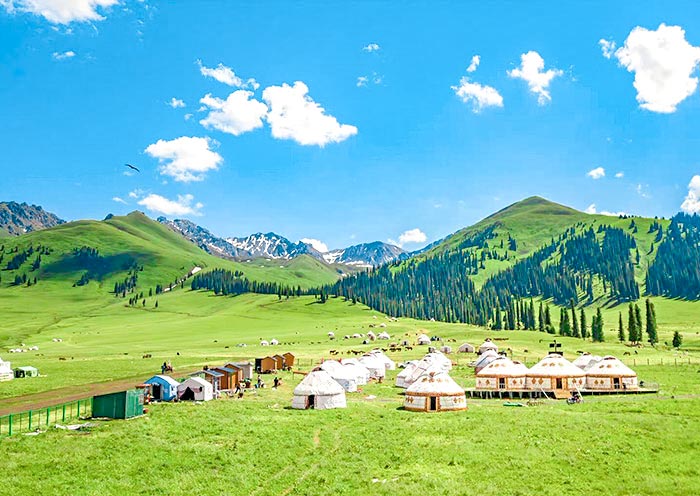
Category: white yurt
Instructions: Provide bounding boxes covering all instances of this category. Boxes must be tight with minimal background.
[417,334,431,345]
[572,353,603,371]
[423,352,452,372]
[458,343,475,353]
[270,339,279,346]
[526,354,586,392]
[473,350,500,373]
[378,331,391,340]
[340,359,371,385]
[585,356,638,391]
[440,345,453,354]
[178,377,214,401]
[358,354,386,379]
[369,349,396,371]
[478,339,498,354]
[352,333,362,339]
[404,371,467,413]
[328,331,335,338]
[395,361,419,388]
[260,340,269,346]
[292,370,347,410]
[475,358,529,390]
[401,353,452,389]
[320,360,358,392]
[0,357,13,382]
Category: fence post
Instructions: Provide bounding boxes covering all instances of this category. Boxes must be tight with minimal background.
[28,410,32,431]
[633,358,636,366]
[8,415,12,437]
[46,407,50,427]
[647,358,650,365]
[62,404,66,422]
[77,400,81,418]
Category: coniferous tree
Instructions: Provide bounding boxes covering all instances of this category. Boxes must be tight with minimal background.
[645,299,658,345]
[559,308,571,336]
[580,307,588,339]
[591,307,605,342]
[634,304,643,343]
[627,303,638,343]
[570,300,580,338]
[672,331,683,348]
[493,307,503,330]
[538,302,545,332]
[618,312,626,342]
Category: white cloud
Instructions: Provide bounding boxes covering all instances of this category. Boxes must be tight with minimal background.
[507,51,563,104]
[585,204,628,217]
[2,0,119,24]
[389,228,427,248]
[681,175,700,214]
[199,91,268,136]
[599,39,616,59]
[356,76,368,87]
[144,136,223,183]
[615,171,624,178]
[301,238,329,253]
[356,72,383,88]
[128,189,143,199]
[262,81,358,146]
[112,196,126,204]
[184,113,193,121]
[52,50,75,60]
[467,55,480,73]
[363,43,380,52]
[168,97,185,109]
[137,193,203,217]
[636,183,651,199]
[452,77,504,113]
[587,167,606,179]
[197,60,256,88]
[612,24,700,113]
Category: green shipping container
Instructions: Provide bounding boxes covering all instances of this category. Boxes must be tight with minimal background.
[92,390,144,419]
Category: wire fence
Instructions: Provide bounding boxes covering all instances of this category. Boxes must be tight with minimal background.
[0,398,92,437]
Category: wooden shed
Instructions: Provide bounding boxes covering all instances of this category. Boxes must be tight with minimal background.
[255,356,277,374]
[212,366,238,390]
[191,369,223,394]
[272,354,285,370]
[283,352,295,367]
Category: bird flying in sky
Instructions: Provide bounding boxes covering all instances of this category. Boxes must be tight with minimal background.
[124,163,140,173]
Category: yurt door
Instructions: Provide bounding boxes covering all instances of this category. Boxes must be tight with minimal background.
[613,377,621,389]
[428,397,438,411]
[555,378,563,390]
[308,395,316,409]
[498,378,506,389]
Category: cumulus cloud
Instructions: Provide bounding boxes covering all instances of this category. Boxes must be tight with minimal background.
[681,175,700,214]
[599,39,616,59]
[452,77,504,113]
[356,76,369,87]
[389,228,427,248]
[301,238,329,253]
[585,204,628,217]
[197,60,257,89]
[467,55,480,73]
[356,73,383,88]
[611,24,700,113]
[262,81,358,146]
[587,167,606,179]
[507,51,563,104]
[2,0,119,24]
[199,91,268,136]
[615,171,624,178]
[112,196,127,204]
[137,193,203,217]
[128,189,143,199]
[144,136,223,183]
[168,97,185,109]
[52,50,75,60]
[363,43,380,52]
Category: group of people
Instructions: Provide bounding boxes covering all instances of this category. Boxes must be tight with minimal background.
[161,361,173,374]
[230,375,283,399]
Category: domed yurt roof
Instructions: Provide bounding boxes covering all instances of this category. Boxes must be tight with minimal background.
[479,339,498,353]
[473,352,502,372]
[406,371,465,396]
[585,356,637,377]
[528,354,585,377]
[572,353,603,370]
[476,358,528,377]
[293,370,345,396]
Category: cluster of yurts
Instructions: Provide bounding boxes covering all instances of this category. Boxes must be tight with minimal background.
[291,339,639,412]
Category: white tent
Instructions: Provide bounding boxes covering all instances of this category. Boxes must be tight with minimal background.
[417,334,431,345]
[472,350,500,373]
[458,343,475,353]
[478,339,498,354]
[476,358,529,390]
[368,349,396,371]
[178,377,214,401]
[400,353,452,389]
[327,332,335,338]
[320,360,358,392]
[292,370,347,410]
[270,339,279,346]
[358,354,386,379]
[572,353,603,371]
[395,361,419,388]
[404,371,467,412]
[378,331,391,340]
[260,340,269,346]
[0,357,13,382]
[366,331,377,341]
[585,356,638,390]
[526,354,585,391]
[340,359,371,385]
[440,345,452,354]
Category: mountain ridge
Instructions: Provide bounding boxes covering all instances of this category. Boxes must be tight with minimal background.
[0,201,64,236]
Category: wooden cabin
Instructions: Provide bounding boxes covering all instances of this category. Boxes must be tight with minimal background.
[272,354,285,370]
[255,356,277,374]
[283,352,295,367]
[212,366,239,389]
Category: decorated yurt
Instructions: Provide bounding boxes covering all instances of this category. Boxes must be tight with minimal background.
[404,371,467,413]
[458,343,475,353]
[473,350,501,373]
[572,353,603,371]
[320,360,358,392]
[478,339,498,354]
[0,357,13,382]
[417,334,431,345]
[475,358,528,390]
[340,359,371,385]
[358,354,386,380]
[178,377,214,401]
[526,354,585,392]
[292,370,347,410]
[585,356,638,391]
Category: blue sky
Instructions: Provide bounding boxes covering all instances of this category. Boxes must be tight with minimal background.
[2,1,700,251]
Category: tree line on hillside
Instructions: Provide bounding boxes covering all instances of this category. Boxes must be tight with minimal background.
[190,268,305,298]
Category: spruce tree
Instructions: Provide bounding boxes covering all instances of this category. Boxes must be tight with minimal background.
[627,303,637,343]
[618,312,626,342]
[580,307,588,339]
[538,302,545,332]
[645,299,658,345]
[672,331,683,349]
[570,300,580,338]
[634,304,643,343]
[592,308,605,342]
[493,307,503,330]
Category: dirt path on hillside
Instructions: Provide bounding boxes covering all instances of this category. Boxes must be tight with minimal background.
[0,368,198,416]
